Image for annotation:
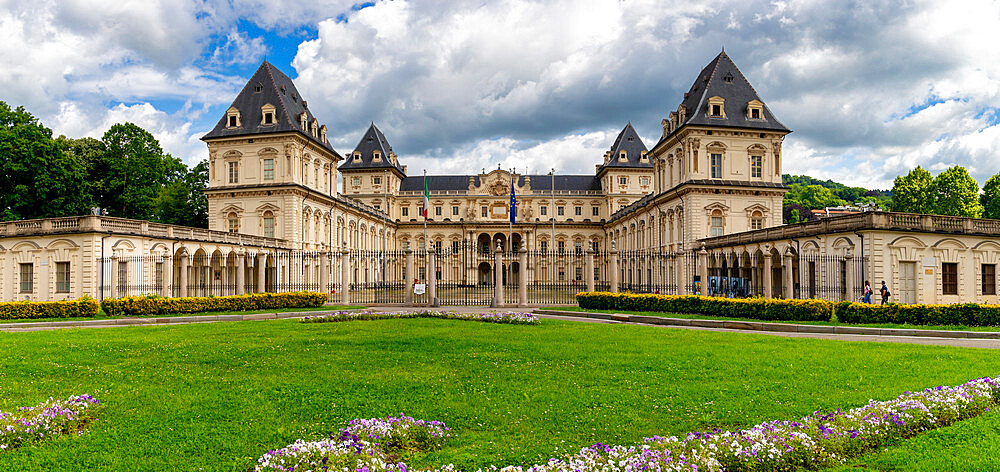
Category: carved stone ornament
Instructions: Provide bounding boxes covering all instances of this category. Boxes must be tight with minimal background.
[488,180,508,196]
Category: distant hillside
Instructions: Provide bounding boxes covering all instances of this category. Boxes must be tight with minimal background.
[781,174,892,223]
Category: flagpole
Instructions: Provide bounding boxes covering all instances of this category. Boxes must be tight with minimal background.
[551,167,555,283]
[422,169,428,254]
[508,168,514,254]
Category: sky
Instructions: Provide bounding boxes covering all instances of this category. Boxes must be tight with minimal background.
[2,0,999,189]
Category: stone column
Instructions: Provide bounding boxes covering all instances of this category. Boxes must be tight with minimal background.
[677,253,687,295]
[428,248,438,307]
[609,241,619,293]
[783,250,795,299]
[341,249,351,305]
[109,254,119,299]
[320,252,330,301]
[763,250,774,299]
[493,243,503,307]
[698,246,709,297]
[179,252,189,297]
[404,249,414,305]
[219,258,228,296]
[518,247,528,306]
[844,253,855,302]
[585,245,595,293]
[161,254,171,297]
[236,252,246,295]
[256,253,267,294]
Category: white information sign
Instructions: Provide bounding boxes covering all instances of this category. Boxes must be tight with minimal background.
[414,283,426,295]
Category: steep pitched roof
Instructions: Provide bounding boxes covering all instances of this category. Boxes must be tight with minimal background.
[201,61,337,154]
[338,123,405,174]
[399,174,601,192]
[670,51,789,136]
[598,122,651,172]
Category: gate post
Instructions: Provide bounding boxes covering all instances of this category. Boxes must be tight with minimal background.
[585,244,595,293]
[698,246,709,297]
[341,249,351,305]
[844,252,855,302]
[257,253,267,294]
[404,249,414,305]
[676,253,687,295]
[162,253,172,297]
[493,242,503,307]
[783,249,795,300]
[109,254,119,299]
[179,251,189,297]
[428,248,438,307]
[763,248,774,299]
[235,252,246,295]
[320,252,331,302]
[518,247,528,306]
[609,241,619,293]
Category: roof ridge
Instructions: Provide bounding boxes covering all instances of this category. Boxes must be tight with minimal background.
[264,62,295,130]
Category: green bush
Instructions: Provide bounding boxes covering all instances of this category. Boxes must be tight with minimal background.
[835,301,1000,326]
[0,296,99,320]
[101,292,327,317]
[575,292,835,322]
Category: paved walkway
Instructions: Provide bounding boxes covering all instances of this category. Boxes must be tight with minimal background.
[4,305,1000,350]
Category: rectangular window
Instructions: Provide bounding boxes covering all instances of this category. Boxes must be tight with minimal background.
[540,206,547,216]
[557,206,565,216]
[751,217,763,230]
[640,177,650,186]
[481,206,488,217]
[711,216,724,237]
[711,104,721,116]
[373,176,381,185]
[592,207,599,216]
[263,159,274,180]
[710,153,722,179]
[575,206,582,216]
[434,241,442,251]
[228,161,239,183]
[592,241,600,252]
[228,115,237,127]
[263,111,273,124]
[402,207,409,217]
[751,155,762,178]
[540,241,548,252]
[56,262,70,293]
[263,217,275,238]
[575,241,582,254]
[751,108,760,119]
[983,264,996,295]
[452,206,459,216]
[452,241,459,253]
[618,176,627,185]
[20,263,33,293]
[352,177,361,186]
[942,262,958,295]
[558,241,565,254]
[435,206,442,216]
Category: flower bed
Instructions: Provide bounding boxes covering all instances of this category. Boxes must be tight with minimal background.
[1,394,103,452]
[257,375,1000,471]
[836,301,1000,326]
[0,297,99,320]
[100,291,326,317]
[301,310,540,325]
[576,292,835,322]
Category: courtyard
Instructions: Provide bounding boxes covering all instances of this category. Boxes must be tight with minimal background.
[2,315,999,471]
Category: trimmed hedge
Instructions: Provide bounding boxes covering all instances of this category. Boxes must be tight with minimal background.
[0,297,99,320]
[836,301,1000,327]
[101,292,327,317]
[576,292,834,322]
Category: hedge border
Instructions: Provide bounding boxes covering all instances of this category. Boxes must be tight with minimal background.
[576,292,834,322]
[0,297,99,320]
[100,292,327,317]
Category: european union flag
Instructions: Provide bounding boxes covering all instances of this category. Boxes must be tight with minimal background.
[510,176,516,223]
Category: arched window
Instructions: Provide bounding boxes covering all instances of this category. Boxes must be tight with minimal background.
[751,210,764,230]
[227,212,239,233]
[262,211,275,238]
[710,209,724,237]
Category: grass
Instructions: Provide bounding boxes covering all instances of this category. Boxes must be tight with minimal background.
[545,306,1000,332]
[0,305,365,324]
[1,317,999,470]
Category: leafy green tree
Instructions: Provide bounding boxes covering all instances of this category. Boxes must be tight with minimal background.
[58,136,105,210]
[784,184,847,210]
[932,165,982,217]
[155,160,208,228]
[0,102,90,220]
[96,123,181,220]
[982,173,1000,219]
[891,166,935,213]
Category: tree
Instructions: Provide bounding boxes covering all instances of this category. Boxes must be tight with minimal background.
[782,202,814,224]
[784,184,847,210]
[982,173,1000,219]
[96,123,179,220]
[0,101,90,220]
[58,136,105,210]
[155,160,208,228]
[891,166,935,213]
[932,165,982,217]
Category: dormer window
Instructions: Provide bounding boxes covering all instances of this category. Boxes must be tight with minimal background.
[261,103,276,126]
[353,152,361,163]
[320,125,327,143]
[373,150,382,162]
[618,150,627,162]
[226,107,241,128]
[639,151,648,163]
[747,100,765,121]
[310,121,318,137]
[723,72,734,83]
[299,113,307,131]
[708,96,726,118]
[254,83,263,93]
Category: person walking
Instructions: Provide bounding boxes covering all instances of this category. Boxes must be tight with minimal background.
[863,280,873,304]
[880,281,891,305]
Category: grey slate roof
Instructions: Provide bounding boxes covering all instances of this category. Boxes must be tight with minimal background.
[598,123,650,172]
[399,174,601,192]
[338,123,405,174]
[201,61,337,154]
[668,51,789,138]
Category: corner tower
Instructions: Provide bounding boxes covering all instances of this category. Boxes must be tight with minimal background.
[338,123,406,217]
[596,123,653,214]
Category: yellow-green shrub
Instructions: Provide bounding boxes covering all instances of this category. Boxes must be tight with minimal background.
[575,292,834,322]
[835,301,1000,326]
[0,296,99,320]
[101,292,327,317]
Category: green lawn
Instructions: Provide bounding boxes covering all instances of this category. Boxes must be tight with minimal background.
[1,317,998,470]
[0,305,364,324]
[546,306,1000,332]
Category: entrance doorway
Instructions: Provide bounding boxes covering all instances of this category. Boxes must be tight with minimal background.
[899,261,916,304]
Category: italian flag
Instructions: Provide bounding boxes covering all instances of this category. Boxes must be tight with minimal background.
[421,174,429,219]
